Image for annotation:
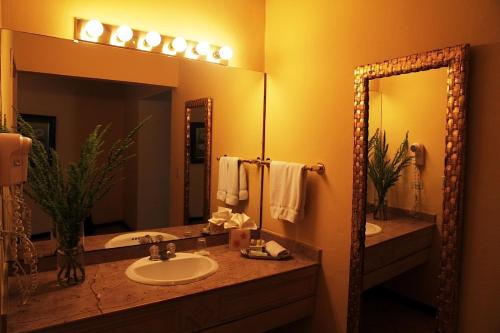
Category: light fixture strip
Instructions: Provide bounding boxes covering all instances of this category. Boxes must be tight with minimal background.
[74,18,231,65]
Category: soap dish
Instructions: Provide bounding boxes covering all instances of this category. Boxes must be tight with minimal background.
[240,248,291,260]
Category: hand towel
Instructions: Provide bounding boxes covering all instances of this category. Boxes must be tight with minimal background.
[216,156,248,205]
[238,163,249,201]
[269,161,307,223]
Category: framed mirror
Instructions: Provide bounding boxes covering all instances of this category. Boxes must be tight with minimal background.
[3,28,265,255]
[347,45,469,332]
[184,98,212,225]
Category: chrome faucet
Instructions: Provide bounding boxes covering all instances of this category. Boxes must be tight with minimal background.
[135,234,164,244]
[149,242,176,261]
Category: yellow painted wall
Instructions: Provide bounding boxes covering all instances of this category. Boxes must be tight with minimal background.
[1,0,265,71]
[264,0,500,332]
[170,60,264,226]
[0,29,13,127]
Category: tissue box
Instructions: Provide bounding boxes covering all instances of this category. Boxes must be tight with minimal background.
[208,223,225,234]
[228,229,251,250]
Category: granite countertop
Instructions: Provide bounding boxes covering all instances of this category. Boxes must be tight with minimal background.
[365,216,436,248]
[34,224,213,258]
[8,244,319,333]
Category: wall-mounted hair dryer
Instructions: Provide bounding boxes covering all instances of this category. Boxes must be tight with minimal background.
[0,133,38,304]
[0,133,32,186]
[410,143,425,167]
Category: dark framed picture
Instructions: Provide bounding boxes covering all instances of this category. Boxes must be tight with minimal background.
[20,114,56,152]
[190,122,206,164]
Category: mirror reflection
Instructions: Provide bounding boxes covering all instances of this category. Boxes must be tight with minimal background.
[7,29,265,254]
[361,68,447,331]
[185,101,211,225]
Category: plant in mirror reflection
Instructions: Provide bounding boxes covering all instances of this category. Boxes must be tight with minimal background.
[17,114,150,285]
[368,128,413,220]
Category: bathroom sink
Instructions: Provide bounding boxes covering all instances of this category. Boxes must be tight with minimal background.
[125,252,218,286]
[366,222,382,236]
[104,231,179,248]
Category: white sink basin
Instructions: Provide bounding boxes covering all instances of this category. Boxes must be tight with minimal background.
[366,222,382,236]
[125,252,218,286]
[104,231,179,249]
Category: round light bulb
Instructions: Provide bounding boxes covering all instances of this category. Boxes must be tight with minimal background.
[145,31,162,47]
[218,46,233,60]
[116,25,133,43]
[84,19,104,38]
[171,37,187,53]
[195,41,211,56]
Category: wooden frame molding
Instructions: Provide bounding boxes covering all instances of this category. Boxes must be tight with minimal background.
[347,45,469,333]
[184,98,213,225]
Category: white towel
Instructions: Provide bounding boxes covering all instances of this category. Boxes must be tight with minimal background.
[239,163,248,201]
[216,156,248,206]
[269,161,306,223]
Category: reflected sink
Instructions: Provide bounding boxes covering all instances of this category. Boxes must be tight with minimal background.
[104,231,179,249]
[366,223,382,236]
[125,253,218,286]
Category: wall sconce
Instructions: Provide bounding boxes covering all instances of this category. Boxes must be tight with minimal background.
[74,18,232,65]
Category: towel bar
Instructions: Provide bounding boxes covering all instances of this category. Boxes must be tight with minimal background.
[258,158,326,174]
[216,155,261,165]
[216,155,326,174]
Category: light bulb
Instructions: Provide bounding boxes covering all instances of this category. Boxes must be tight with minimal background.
[218,46,233,60]
[84,19,104,38]
[171,37,187,53]
[195,41,211,56]
[145,31,161,47]
[116,25,133,43]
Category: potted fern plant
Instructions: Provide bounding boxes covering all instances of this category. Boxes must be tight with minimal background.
[368,129,413,220]
[18,115,148,286]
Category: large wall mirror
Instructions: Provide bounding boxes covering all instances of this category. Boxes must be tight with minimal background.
[2,29,265,255]
[347,45,469,332]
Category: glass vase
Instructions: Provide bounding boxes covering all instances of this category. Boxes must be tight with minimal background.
[55,223,85,286]
[373,196,387,220]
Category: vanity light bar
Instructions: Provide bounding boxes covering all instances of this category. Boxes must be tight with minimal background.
[74,18,232,65]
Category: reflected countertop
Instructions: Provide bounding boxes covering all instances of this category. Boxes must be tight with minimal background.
[34,224,211,257]
[365,216,436,248]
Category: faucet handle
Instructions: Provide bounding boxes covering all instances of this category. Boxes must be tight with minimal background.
[166,242,176,255]
[149,245,161,261]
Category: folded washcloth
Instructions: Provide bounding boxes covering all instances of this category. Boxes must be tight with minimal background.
[217,156,248,206]
[224,213,257,230]
[265,240,290,258]
[269,161,307,223]
[208,207,233,226]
